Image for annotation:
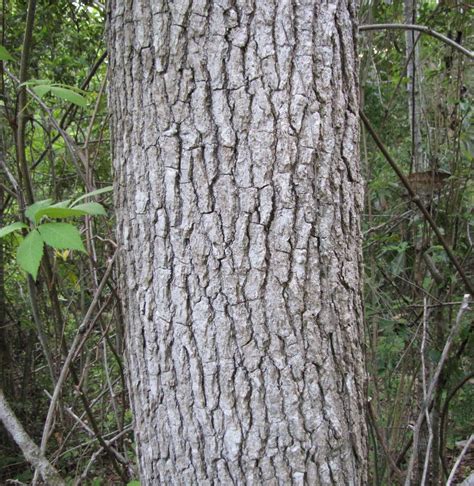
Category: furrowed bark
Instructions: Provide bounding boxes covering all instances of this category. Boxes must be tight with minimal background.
[108,1,367,484]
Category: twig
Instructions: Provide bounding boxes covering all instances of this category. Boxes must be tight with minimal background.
[77,426,134,484]
[409,301,467,308]
[40,250,118,452]
[26,275,57,385]
[5,69,88,187]
[367,400,405,481]
[440,371,474,477]
[44,390,129,467]
[360,110,474,296]
[44,390,93,437]
[31,50,108,171]
[15,0,37,205]
[50,377,121,461]
[446,434,473,485]
[403,295,471,485]
[59,50,107,130]
[0,157,21,194]
[420,298,433,485]
[359,24,474,59]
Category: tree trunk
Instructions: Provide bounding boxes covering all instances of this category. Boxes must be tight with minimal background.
[107,1,367,484]
[404,0,424,172]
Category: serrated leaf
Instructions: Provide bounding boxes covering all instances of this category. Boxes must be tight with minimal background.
[25,199,53,223]
[32,84,52,97]
[38,223,86,253]
[34,207,89,220]
[50,86,87,107]
[0,222,28,238]
[71,202,106,216]
[0,45,13,61]
[72,186,113,205]
[17,230,44,280]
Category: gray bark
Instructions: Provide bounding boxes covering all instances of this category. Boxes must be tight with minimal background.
[107,1,367,484]
[0,388,65,486]
[404,0,424,171]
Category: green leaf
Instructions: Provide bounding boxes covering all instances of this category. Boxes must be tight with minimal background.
[34,207,89,220]
[0,222,28,238]
[53,83,87,94]
[0,45,13,61]
[127,482,140,486]
[52,199,71,208]
[71,202,106,216]
[25,199,53,223]
[38,223,86,253]
[72,186,113,206]
[32,84,52,97]
[50,86,87,107]
[17,230,44,280]
[20,79,51,86]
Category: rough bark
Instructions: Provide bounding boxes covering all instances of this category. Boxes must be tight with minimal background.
[108,1,367,484]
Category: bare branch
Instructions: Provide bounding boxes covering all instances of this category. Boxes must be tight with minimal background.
[40,250,118,452]
[447,435,473,485]
[404,295,472,485]
[0,388,65,486]
[360,110,474,296]
[359,24,474,59]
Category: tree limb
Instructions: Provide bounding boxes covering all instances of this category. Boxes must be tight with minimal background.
[0,388,65,486]
[360,110,474,296]
[359,24,474,59]
[403,295,472,485]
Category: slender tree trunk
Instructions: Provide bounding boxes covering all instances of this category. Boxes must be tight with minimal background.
[0,164,9,396]
[108,1,367,484]
[404,0,424,172]
[404,4,430,482]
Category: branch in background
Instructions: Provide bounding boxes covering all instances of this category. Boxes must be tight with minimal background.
[60,50,107,129]
[40,251,117,447]
[0,388,65,486]
[6,68,88,187]
[447,435,473,485]
[360,110,474,296]
[39,250,128,482]
[78,426,134,484]
[367,400,405,482]
[403,295,472,485]
[16,0,37,205]
[31,50,108,172]
[439,371,474,477]
[44,389,129,467]
[359,24,474,59]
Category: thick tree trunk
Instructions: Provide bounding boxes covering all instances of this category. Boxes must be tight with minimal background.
[108,1,367,484]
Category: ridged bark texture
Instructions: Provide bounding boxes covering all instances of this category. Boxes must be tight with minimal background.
[108,1,367,484]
